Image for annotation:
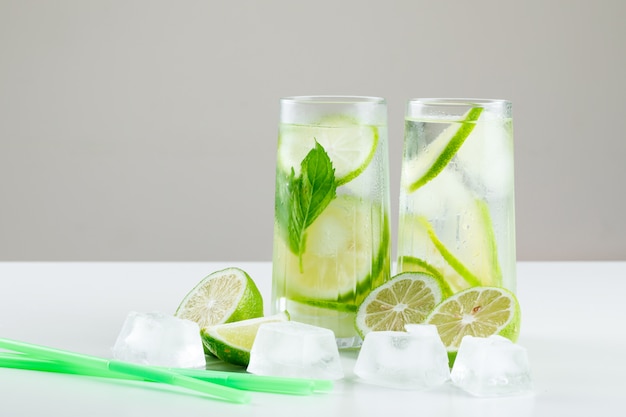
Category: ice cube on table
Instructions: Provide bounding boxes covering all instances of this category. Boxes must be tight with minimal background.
[354,325,450,390]
[247,321,343,380]
[451,335,533,397]
[112,311,206,368]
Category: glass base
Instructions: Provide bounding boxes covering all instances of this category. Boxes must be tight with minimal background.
[278,298,362,348]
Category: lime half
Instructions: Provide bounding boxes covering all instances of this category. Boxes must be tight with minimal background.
[175,267,263,329]
[355,272,448,338]
[201,312,289,366]
[278,116,379,185]
[425,286,520,354]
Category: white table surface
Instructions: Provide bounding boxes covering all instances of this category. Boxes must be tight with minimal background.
[0,261,624,417]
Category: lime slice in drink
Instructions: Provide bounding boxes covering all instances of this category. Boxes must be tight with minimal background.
[278,116,379,185]
[201,312,289,366]
[273,195,387,305]
[425,286,520,356]
[455,116,514,197]
[397,256,453,295]
[398,167,502,291]
[418,199,502,289]
[397,214,472,292]
[175,267,263,329]
[403,107,483,192]
[355,272,448,338]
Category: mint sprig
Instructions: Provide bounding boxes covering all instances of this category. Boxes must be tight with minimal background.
[286,141,337,270]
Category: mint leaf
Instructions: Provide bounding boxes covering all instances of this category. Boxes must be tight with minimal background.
[287,142,337,270]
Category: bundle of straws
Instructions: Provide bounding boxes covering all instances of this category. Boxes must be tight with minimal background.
[0,338,332,404]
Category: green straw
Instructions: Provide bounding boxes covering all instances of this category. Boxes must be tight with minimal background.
[0,352,330,395]
[176,368,332,394]
[0,338,250,404]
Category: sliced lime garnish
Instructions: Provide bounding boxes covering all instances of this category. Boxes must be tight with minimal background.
[273,195,387,304]
[403,107,483,192]
[278,116,379,185]
[425,286,521,353]
[175,267,263,328]
[355,272,446,338]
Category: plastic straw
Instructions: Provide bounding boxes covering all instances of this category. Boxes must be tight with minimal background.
[173,368,333,394]
[0,338,249,404]
[0,348,333,394]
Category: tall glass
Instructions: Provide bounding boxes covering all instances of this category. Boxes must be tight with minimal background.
[397,99,517,313]
[272,96,391,348]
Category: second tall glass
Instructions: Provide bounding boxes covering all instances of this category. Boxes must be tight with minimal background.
[397,99,516,294]
[271,96,391,348]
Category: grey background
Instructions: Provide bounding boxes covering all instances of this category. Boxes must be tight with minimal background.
[1,0,624,261]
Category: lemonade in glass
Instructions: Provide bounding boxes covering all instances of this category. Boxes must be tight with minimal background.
[397,99,517,296]
[271,96,391,348]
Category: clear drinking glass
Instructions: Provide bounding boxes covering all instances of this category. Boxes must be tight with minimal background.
[397,99,517,315]
[271,96,391,348]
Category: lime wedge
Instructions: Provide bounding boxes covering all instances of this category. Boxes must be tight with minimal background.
[403,107,483,192]
[273,195,388,305]
[278,116,379,185]
[355,272,447,338]
[201,312,289,366]
[425,286,521,355]
[175,267,263,329]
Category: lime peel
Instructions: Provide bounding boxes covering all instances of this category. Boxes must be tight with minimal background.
[406,107,483,192]
[175,267,263,329]
[418,216,482,288]
[278,119,379,186]
[355,272,446,338]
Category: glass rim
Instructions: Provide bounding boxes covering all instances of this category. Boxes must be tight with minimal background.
[407,98,511,106]
[281,95,386,104]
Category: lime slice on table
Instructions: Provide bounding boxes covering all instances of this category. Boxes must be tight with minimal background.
[201,312,289,366]
[278,115,379,185]
[425,286,521,363]
[273,194,389,309]
[355,272,449,338]
[403,107,483,192]
[175,267,263,329]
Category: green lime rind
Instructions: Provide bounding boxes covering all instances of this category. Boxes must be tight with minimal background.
[425,286,521,355]
[407,107,483,193]
[397,256,453,298]
[283,209,391,312]
[278,121,379,187]
[418,216,482,288]
[477,198,503,286]
[354,271,446,339]
[174,267,264,327]
[289,296,358,313]
[349,211,391,305]
[201,330,251,366]
[335,125,379,186]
